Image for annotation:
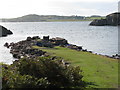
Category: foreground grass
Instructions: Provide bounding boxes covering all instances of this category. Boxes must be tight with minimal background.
[33,46,119,88]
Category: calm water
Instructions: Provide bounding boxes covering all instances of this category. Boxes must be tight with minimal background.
[0,21,118,64]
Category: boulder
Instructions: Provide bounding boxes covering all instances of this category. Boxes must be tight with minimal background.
[4,42,9,48]
[13,53,19,58]
[32,36,40,40]
[41,40,54,48]
[43,36,49,41]
[26,37,32,41]
[50,37,68,46]
[0,25,13,37]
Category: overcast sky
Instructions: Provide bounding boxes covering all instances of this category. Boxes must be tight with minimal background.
[0,0,119,18]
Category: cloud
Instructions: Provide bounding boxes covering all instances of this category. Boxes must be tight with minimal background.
[51,0,119,3]
[0,0,118,18]
[50,1,118,16]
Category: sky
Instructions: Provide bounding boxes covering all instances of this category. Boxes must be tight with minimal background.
[0,0,119,18]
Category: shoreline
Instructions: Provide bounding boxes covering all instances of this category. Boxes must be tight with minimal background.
[4,36,120,62]
[0,20,92,23]
[2,36,119,88]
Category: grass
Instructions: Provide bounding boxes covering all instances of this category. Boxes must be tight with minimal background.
[42,17,106,22]
[85,17,106,20]
[33,46,119,88]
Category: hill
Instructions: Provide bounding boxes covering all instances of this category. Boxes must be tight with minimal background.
[1,14,85,22]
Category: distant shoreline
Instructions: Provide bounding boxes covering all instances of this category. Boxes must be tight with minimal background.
[0,14,104,22]
[0,19,92,22]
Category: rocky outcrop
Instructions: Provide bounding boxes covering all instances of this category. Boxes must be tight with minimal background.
[0,25,13,37]
[4,36,81,59]
[89,19,107,26]
[4,36,46,59]
[4,36,120,60]
[89,12,120,26]
[36,36,68,48]
[106,12,120,26]
[50,37,68,46]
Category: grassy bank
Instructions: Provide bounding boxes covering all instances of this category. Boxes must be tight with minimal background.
[33,46,119,88]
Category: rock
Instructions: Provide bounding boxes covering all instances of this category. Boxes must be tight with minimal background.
[82,49,87,52]
[32,36,40,40]
[4,42,9,48]
[9,42,15,47]
[89,19,107,26]
[50,37,68,46]
[43,36,49,41]
[36,42,42,47]
[112,54,120,59]
[51,56,57,60]
[106,12,120,26]
[26,37,32,41]
[41,40,54,48]
[7,30,13,34]
[36,36,68,48]
[0,25,13,37]
[8,37,47,59]
[89,12,120,26]
[78,46,82,50]
[66,44,82,51]
[88,51,92,53]
[13,53,19,58]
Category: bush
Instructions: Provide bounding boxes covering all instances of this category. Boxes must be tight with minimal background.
[2,66,49,88]
[2,56,85,88]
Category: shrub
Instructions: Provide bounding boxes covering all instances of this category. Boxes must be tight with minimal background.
[2,56,85,88]
[2,66,49,88]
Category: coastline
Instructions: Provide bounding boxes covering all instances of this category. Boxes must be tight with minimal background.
[4,36,120,60]
[1,36,119,88]
[0,21,117,64]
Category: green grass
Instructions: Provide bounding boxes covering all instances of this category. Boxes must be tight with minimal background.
[33,46,119,88]
[86,17,106,20]
[45,16,106,22]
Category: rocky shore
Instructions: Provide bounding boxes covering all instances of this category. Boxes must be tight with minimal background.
[4,36,120,60]
[89,12,120,26]
[4,36,46,59]
[0,25,13,37]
